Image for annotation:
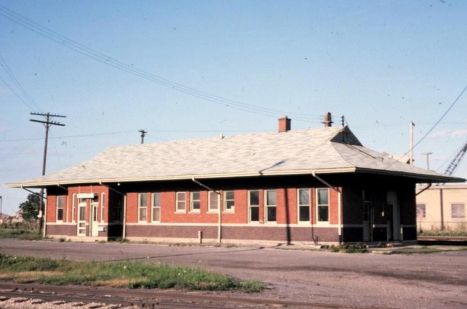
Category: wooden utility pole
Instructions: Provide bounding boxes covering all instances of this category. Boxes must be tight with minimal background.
[139,129,147,144]
[30,112,66,237]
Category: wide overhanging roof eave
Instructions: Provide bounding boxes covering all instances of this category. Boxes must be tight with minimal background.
[354,167,465,183]
[7,167,359,188]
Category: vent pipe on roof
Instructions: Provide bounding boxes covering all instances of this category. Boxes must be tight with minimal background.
[322,112,333,127]
[278,116,291,133]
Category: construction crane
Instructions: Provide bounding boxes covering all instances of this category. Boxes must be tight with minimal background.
[444,142,467,176]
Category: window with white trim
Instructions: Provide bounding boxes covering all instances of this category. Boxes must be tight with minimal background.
[190,191,201,212]
[249,190,260,223]
[152,193,161,222]
[176,192,186,212]
[265,190,276,222]
[298,188,310,222]
[100,193,105,223]
[416,204,426,219]
[138,193,148,222]
[224,191,235,212]
[56,195,66,221]
[451,203,465,219]
[208,191,219,212]
[317,188,329,222]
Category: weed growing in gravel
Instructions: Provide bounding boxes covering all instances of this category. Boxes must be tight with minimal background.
[0,254,264,292]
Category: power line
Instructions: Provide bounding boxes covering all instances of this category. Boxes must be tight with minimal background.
[0,52,42,112]
[404,84,467,157]
[0,4,315,121]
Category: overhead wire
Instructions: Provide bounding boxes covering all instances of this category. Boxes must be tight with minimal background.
[0,53,43,112]
[404,84,467,157]
[0,4,314,121]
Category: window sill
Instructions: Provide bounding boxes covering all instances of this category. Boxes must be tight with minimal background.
[189,210,201,214]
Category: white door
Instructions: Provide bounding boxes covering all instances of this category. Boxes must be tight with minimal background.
[77,202,86,236]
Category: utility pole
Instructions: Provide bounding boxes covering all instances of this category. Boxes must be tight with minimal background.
[30,112,66,236]
[0,195,2,216]
[138,129,147,144]
[409,121,415,165]
[422,152,433,170]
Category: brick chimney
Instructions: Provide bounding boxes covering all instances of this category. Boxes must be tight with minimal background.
[322,112,333,127]
[278,116,291,133]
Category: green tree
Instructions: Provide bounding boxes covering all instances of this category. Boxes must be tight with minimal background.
[19,194,40,221]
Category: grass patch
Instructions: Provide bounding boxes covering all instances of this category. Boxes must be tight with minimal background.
[418,230,467,237]
[0,228,42,240]
[321,243,369,253]
[0,254,263,292]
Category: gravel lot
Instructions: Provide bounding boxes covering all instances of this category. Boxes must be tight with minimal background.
[1,239,466,308]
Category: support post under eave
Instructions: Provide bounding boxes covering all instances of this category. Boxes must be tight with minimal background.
[192,177,222,245]
[122,195,127,240]
[311,171,343,244]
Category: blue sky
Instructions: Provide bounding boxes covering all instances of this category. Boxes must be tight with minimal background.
[1,0,467,214]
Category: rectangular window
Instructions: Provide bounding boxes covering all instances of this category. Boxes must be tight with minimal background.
[190,191,201,212]
[317,188,329,222]
[265,190,276,222]
[298,188,310,222]
[56,196,66,221]
[451,203,465,218]
[152,193,161,222]
[416,204,426,219]
[138,193,148,222]
[249,190,260,222]
[224,191,235,212]
[176,192,186,212]
[208,191,219,212]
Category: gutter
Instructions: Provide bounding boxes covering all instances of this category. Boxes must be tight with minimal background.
[191,177,222,245]
[311,171,343,244]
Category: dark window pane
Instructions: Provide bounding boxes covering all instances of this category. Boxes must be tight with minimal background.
[299,206,310,222]
[153,193,160,206]
[249,190,259,206]
[318,189,328,205]
[57,209,64,221]
[139,193,148,207]
[299,189,309,205]
[267,190,276,206]
[250,206,259,222]
[318,206,328,222]
[267,207,276,222]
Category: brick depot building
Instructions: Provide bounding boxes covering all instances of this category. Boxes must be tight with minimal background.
[9,118,462,244]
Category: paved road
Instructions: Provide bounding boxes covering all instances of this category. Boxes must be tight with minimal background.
[1,239,466,308]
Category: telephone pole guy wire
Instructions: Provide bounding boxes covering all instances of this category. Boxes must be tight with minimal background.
[30,112,66,237]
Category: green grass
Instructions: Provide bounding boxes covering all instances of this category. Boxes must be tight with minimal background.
[0,228,42,240]
[418,230,467,237]
[321,244,369,253]
[0,254,263,292]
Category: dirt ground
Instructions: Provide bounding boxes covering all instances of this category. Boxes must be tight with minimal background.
[1,239,466,308]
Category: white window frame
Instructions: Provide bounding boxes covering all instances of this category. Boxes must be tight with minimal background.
[208,191,220,213]
[176,192,187,212]
[297,188,311,223]
[190,191,201,213]
[451,203,465,219]
[56,195,66,222]
[316,188,330,223]
[152,193,161,222]
[416,203,426,219]
[265,190,277,223]
[138,193,148,222]
[223,190,235,212]
[248,190,260,223]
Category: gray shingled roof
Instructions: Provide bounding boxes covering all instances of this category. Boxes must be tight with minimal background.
[8,126,463,187]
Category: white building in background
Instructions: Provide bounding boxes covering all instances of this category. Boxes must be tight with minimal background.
[416,184,467,231]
